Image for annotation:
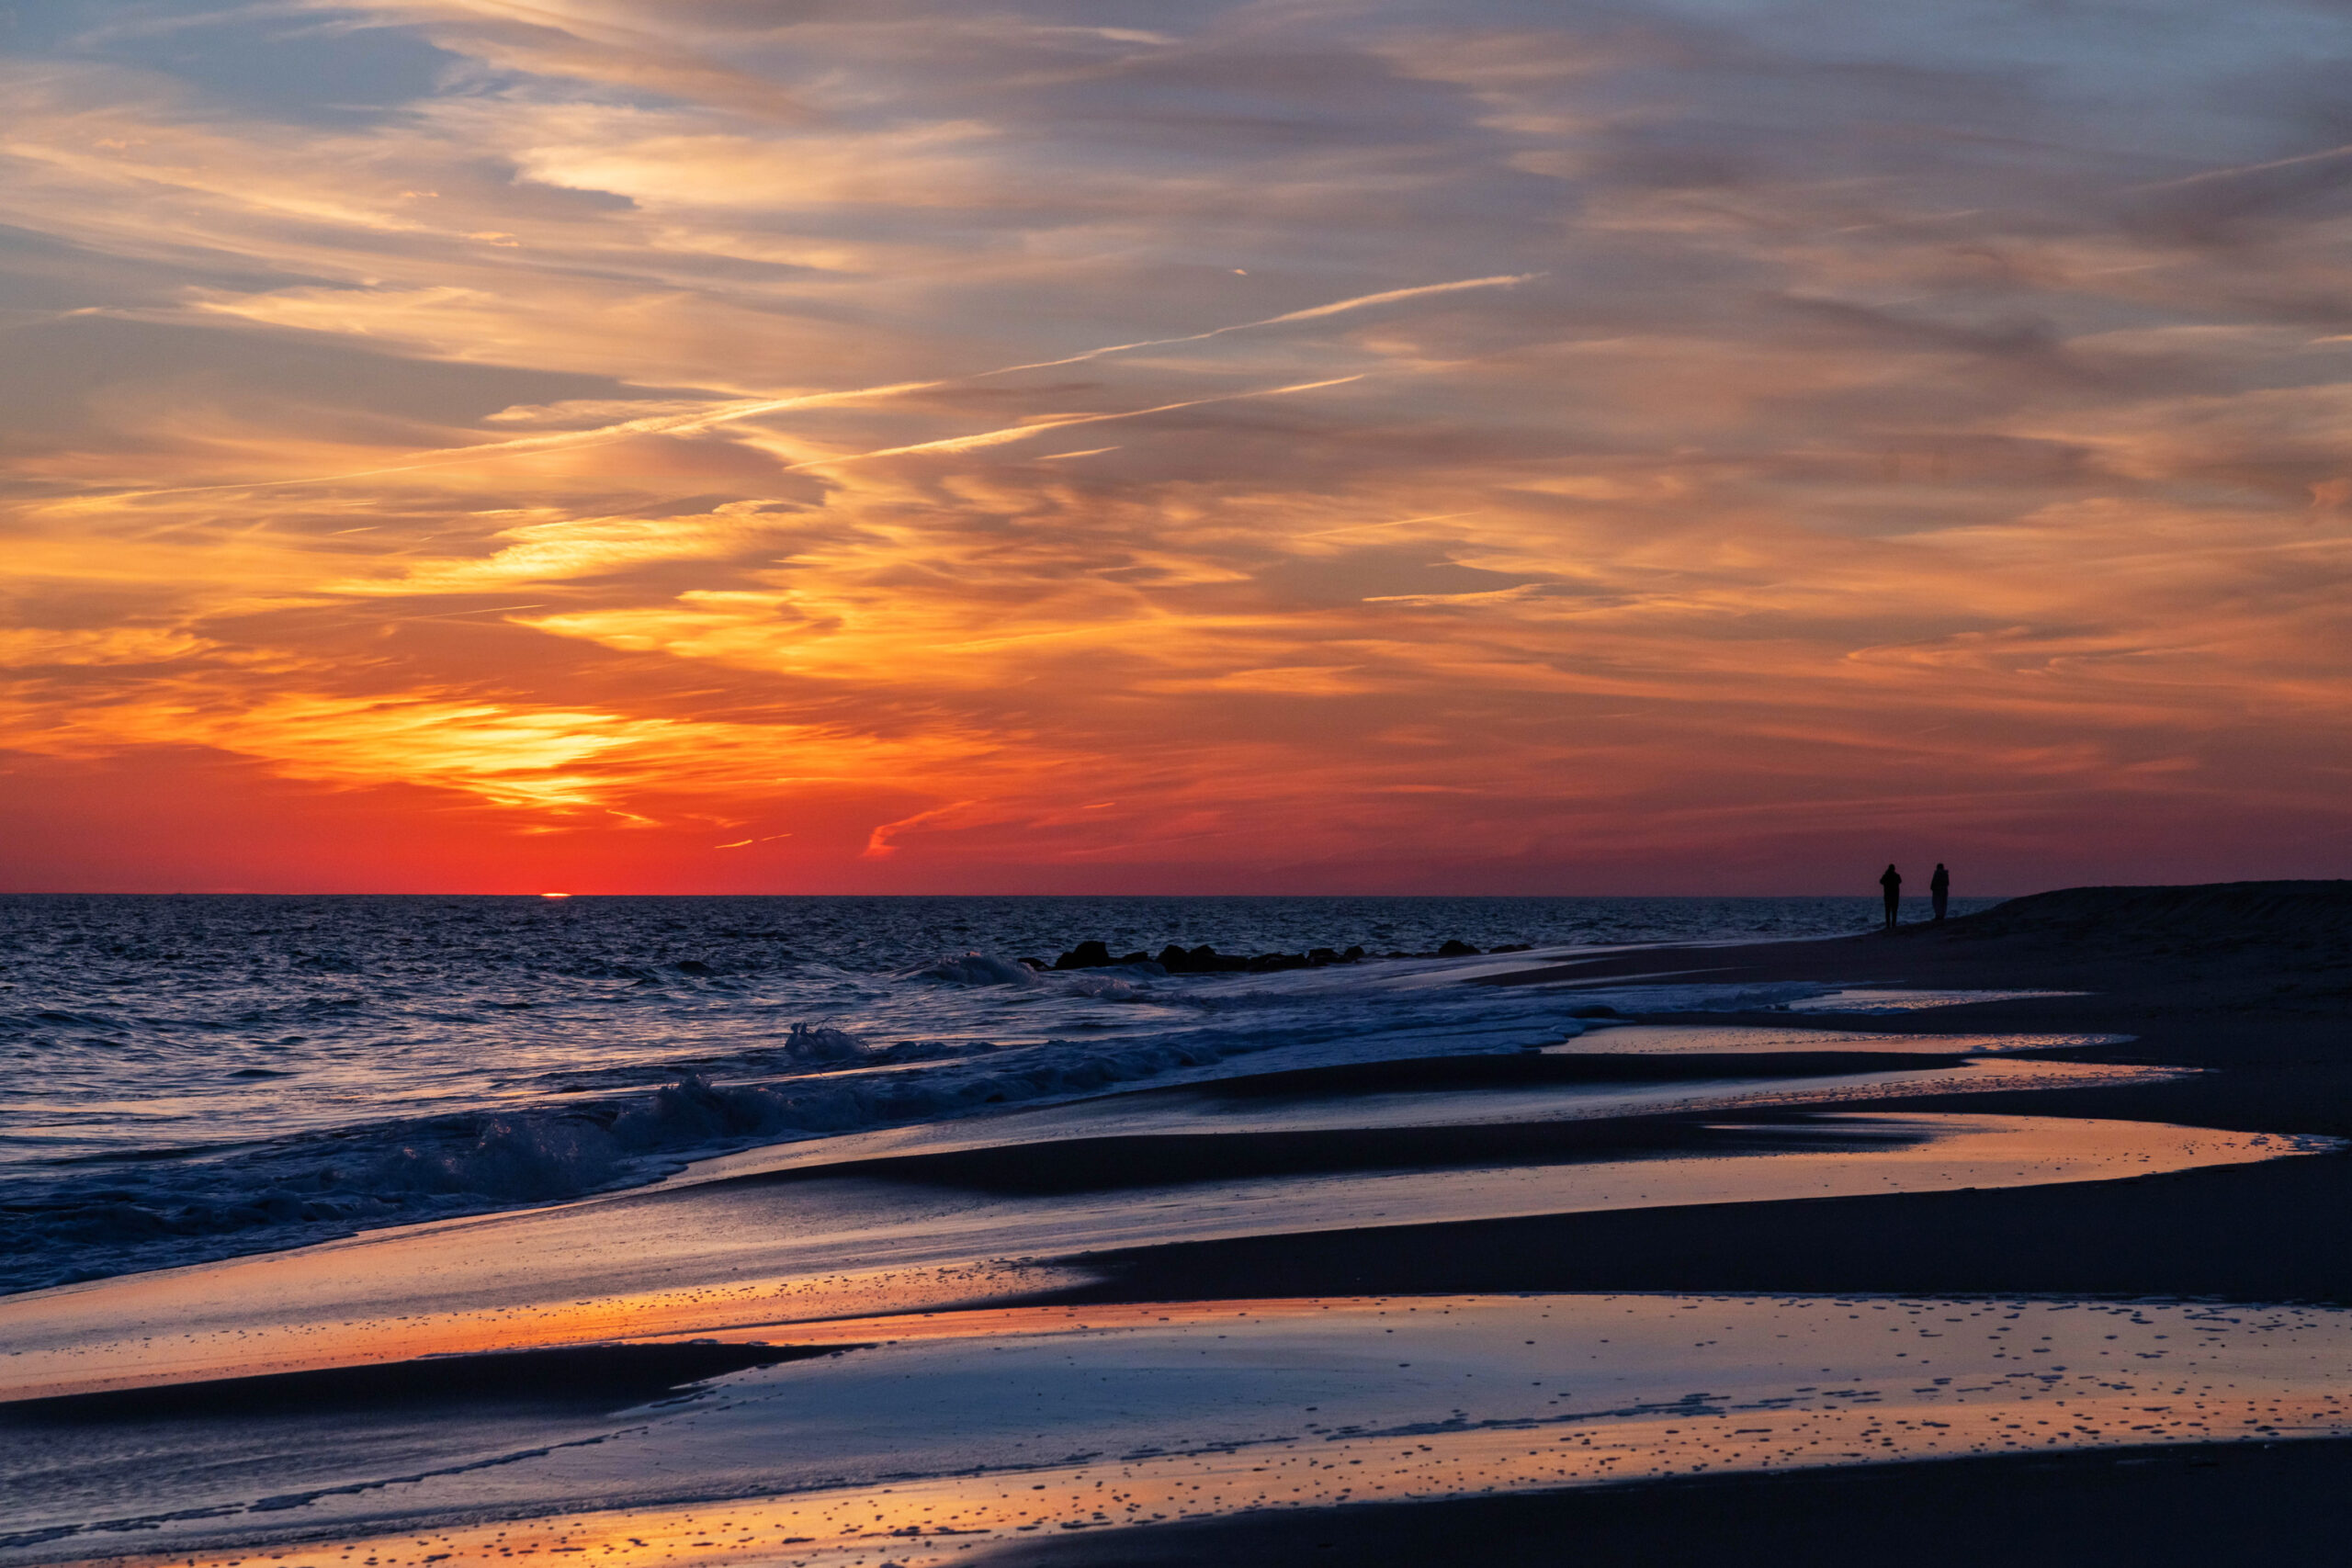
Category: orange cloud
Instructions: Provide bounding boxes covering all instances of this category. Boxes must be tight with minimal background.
[7,0,2352,892]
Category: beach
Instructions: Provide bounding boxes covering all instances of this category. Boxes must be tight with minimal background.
[6,886,2350,1564]
[16,0,2352,1558]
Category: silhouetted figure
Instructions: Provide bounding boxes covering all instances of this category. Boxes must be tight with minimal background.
[1880,863,1902,931]
[1930,863,1951,921]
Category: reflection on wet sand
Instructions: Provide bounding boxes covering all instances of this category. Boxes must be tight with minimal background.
[1785,989,2093,1014]
[664,1037,2153,1182]
[1548,1025,2130,1055]
[6,1006,2344,1568]
[1,1111,2314,1402]
[19,1296,2352,1568]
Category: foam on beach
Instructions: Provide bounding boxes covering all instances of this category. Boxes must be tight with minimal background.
[0,938,1861,1296]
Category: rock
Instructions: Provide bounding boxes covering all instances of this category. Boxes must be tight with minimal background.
[1566,1004,1620,1019]
[1438,939,1481,957]
[673,959,712,975]
[1153,943,1251,974]
[1060,939,1382,974]
[1491,942,1532,953]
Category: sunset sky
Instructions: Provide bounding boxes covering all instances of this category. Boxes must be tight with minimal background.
[7,0,2352,894]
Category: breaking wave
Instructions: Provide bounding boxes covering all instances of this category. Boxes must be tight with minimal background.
[0,893,1904,1293]
[909,953,1042,987]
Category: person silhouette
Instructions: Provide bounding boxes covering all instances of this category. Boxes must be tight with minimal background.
[1880,863,1902,931]
[1930,863,1951,922]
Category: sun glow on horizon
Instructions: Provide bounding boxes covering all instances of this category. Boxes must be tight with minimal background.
[5,1,2352,893]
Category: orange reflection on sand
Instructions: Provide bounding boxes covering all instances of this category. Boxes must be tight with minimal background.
[5,1111,2323,1403]
[68,1390,2352,1568]
[0,1261,1087,1403]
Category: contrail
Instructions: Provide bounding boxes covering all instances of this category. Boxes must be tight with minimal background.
[1302,510,1482,536]
[779,376,1367,471]
[2131,141,2352,192]
[83,380,948,502]
[69,273,1533,502]
[978,272,1543,375]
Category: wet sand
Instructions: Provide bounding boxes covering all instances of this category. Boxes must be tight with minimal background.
[996,880,2352,1560]
[7,881,2352,1565]
[17,1294,2352,1564]
[979,1438,2352,1567]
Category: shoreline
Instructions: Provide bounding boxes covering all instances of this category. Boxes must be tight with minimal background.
[7,881,2351,1565]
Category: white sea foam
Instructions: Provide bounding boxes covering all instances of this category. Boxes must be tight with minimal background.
[906,953,1041,987]
[0,895,1982,1293]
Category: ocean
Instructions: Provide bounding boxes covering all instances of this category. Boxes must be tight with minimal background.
[0,893,1993,1293]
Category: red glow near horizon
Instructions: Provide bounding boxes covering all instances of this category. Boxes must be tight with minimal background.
[6,3,2352,894]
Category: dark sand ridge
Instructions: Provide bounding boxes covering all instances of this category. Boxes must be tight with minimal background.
[0,1061,2216,1406]
[1001,880,2352,1308]
[949,881,2352,1563]
[978,1438,2352,1568]
[11,883,2348,1568]
[701,1051,2012,1192]
[2,1343,834,1426]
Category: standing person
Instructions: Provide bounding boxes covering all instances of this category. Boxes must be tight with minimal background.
[1880,863,1902,931]
[1930,863,1951,922]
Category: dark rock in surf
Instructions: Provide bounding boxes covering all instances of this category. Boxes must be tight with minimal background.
[1066,940,1374,975]
[1439,940,1481,957]
[1149,943,1250,974]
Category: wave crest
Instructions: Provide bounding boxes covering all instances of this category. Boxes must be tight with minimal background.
[909,953,1043,987]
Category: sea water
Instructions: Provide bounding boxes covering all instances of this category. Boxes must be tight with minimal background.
[0,894,1993,1292]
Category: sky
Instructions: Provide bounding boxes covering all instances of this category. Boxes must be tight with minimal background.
[6,0,2352,895]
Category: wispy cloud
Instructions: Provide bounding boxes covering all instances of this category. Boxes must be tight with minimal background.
[7,0,2352,891]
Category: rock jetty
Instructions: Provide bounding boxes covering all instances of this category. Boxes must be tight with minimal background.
[1023,938,1525,975]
